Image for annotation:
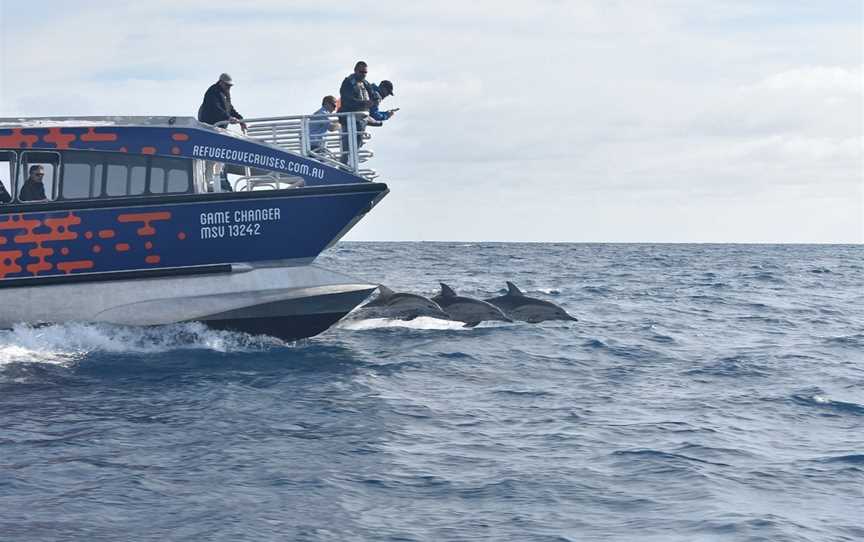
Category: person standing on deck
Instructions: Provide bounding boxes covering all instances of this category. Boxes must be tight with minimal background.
[337,61,374,164]
[198,73,247,133]
[198,73,246,191]
[367,80,397,127]
[309,95,339,156]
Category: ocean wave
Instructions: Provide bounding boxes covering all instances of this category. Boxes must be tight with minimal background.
[813,454,864,465]
[0,322,282,367]
[537,288,562,295]
[790,393,864,416]
[823,334,864,347]
[582,285,612,295]
[684,357,770,378]
[742,272,787,284]
[611,448,731,468]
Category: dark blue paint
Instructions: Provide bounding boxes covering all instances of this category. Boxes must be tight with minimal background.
[0,191,378,280]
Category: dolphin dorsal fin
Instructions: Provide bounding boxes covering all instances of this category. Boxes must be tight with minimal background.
[378,285,395,299]
[440,283,458,298]
[506,281,525,296]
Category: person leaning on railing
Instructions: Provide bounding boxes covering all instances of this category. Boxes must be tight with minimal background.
[337,61,374,164]
[309,95,339,156]
[197,73,247,134]
[366,80,398,128]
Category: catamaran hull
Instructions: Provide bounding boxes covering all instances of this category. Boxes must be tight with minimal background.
[0,264,374,341]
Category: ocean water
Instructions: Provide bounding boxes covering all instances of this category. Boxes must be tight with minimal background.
[1,242,862,542]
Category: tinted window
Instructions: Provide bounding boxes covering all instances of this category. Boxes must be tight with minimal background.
[19,151,59,202]
[166,168,190,193]
[0,151,15,203]
[150,167,165,193]
[60,151,102,199]
[62,162,93,199]
[104,154,148,197]
[150,156,191,194]
[130,165,146,195]
[105,163,128,197]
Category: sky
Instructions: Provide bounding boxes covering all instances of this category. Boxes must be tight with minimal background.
[0,0,861,243]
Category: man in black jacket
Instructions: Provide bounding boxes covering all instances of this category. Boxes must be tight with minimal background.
[19,165,47,202]
[337,61,374,164]
[198,73,247,132]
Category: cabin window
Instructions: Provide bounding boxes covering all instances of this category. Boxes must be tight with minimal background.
[130,164,147,195]
[18,151,60,202]
[105,154,148,197]
[149,156,192,194]
[60,151,100,199]
[66,152,193,198]
[0,151,15,204]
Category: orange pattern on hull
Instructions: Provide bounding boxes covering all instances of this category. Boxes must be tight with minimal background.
[115,211,172,265]
[80,128,118,142]
[57,260,95,274]
[0,129,39,148]
[0,212,84,277]
[0,250,24,278]
[43,128,76,149]
[117,211,171,236]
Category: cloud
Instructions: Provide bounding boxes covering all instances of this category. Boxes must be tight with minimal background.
[0,1,861,242]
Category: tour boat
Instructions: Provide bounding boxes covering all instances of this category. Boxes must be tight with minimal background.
[0,114,387,341]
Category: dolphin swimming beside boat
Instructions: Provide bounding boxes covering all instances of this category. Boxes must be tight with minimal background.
[432,283,512,327]
[353,285,451,321]
[485,282,578,323]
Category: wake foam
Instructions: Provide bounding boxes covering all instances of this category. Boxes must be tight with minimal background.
[0,322,284,366]
[338,317,469,331]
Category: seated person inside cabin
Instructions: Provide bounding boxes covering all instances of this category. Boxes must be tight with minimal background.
[19,165,48,202]
[367,80,398,128]
[0,179,11,203]
[309,95,339,155]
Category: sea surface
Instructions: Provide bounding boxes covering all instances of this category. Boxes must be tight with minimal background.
[1,243,862,542]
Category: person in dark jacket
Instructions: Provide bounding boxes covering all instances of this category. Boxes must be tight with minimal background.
[198,73,247,132]
[337,61,374,164]
[0,179,11,204]
[19,165,47,202]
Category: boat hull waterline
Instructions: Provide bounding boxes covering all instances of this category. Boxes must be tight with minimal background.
[1,264,376,342]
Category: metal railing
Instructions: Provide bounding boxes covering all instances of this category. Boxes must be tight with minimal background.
[221,112,378,182]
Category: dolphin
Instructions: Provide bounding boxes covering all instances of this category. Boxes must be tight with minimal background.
[354,285,451,321]
[432,283,512,327]
[485,281,578,323]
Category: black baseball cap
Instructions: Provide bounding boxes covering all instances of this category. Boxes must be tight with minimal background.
[379,80,394,97]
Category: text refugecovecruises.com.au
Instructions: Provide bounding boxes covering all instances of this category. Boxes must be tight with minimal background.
[191,144,325,178]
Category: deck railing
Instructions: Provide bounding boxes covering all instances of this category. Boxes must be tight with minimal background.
[221,112,378,182]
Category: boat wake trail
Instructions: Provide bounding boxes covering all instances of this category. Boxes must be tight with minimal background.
[338,316,467,331]
[0,322,284,366]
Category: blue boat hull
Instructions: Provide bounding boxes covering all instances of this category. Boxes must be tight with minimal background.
[0,184,387,285]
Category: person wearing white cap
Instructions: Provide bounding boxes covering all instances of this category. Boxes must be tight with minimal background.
[197,73,246,133]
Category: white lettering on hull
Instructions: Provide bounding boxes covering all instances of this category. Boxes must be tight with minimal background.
[199,207,281,240]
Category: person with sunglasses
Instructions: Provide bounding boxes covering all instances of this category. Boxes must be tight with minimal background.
[19,165,48,202]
